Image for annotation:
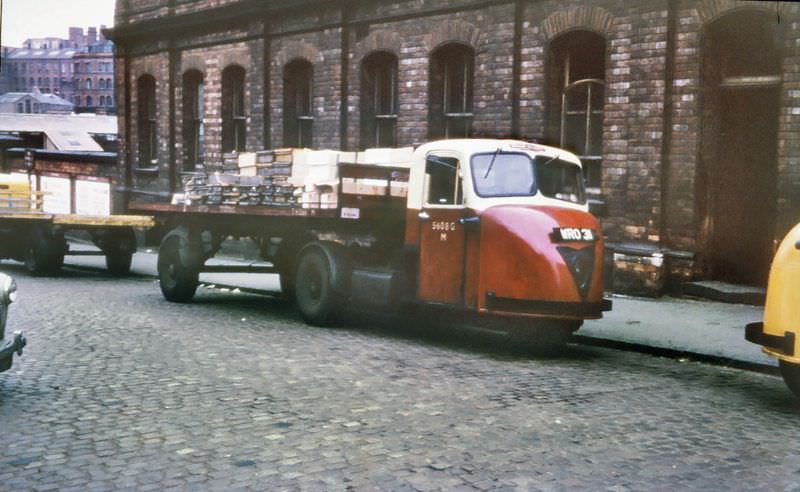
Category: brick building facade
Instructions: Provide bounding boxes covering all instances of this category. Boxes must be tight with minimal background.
[72,41,116,114]
[107,0,800,294]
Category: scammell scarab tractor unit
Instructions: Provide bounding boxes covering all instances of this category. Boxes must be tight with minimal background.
[135,139,611,350]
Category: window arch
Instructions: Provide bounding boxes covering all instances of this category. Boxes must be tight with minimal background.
[86,95,93,107]
[221,65,246,153]
[137,74,157,167]
[283,59,313,148]
[429,43,474,139]
[546,30,606,191]
[182,70,205,169]
[86,78,93,90]
[99,79,106,90]
[360,51,398,148]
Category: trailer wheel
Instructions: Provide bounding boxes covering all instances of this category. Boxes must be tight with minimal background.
[779,360,800,399]
[105,250,133,276]
[157,236,199,302]
[98,227,136,276]
[24,227,65,275]
[294,247,341,326]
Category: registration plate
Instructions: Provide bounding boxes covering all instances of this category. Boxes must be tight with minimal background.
[551,227,596,242]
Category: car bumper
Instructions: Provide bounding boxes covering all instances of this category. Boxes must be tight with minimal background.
[0,331,26,372]
[745,322,795,357]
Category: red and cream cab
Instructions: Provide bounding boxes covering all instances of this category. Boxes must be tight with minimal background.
[403,139,611,345]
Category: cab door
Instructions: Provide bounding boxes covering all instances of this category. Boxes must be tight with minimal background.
[417,152,467,304]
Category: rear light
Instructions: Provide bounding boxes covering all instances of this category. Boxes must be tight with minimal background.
[557,246,595,300]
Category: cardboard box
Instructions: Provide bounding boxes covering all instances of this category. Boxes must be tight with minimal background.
[238,152,256,168]
[356,178,388,196]
[341,177,358,194]
[390,181,409,198]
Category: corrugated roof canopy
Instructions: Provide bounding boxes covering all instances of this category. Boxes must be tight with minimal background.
[0,113,117,152]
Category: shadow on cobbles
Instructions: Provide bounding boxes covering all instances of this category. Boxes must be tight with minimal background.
[183,285,600,363]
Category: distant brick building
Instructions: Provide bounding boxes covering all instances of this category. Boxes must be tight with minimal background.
[2,27,116,114]
[107,0,800,294]
[73,41,116,114]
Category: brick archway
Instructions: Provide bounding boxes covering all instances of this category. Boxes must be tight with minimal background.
[696,0,788,25]
[423,19,481,54]
[354,30,401,61]
[274,42,322,68]
[541,6,615,41]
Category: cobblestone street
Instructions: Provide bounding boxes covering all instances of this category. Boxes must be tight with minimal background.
[1,266,799,491]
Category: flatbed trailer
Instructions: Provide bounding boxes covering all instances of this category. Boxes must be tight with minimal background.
[0,209,155,275]
[0,149,154,275]
[131,139,611,351]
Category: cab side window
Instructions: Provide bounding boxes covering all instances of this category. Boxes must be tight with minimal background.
[425,155,463,205]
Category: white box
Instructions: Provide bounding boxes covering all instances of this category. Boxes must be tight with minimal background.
[356,178,388,196]
[341,178,358,194]
[238,152,256,168]
[75,179,111,216]
[390,181,409,198]
[40,175,71,214]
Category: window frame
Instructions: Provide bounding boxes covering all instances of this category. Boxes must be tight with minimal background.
[429,44,474,140]
[360,51,398,148]
[423,152,465,208]
[283,59,314,148]
[182,70,205,170]
[221,65,246,153]
[136,74,158,168]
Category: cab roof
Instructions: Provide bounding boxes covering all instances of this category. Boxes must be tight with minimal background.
[416,139,583,167]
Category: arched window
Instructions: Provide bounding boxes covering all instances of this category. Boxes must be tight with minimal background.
[429,43,474,139]
[283,59,313,148]
[137,74,157,166]
[86,96,93,107]
[86,78,92,90]
[221,65,246,153]
[546,30,605,192]
[182,70,205,169]
[107,78,113,91]
[360,51,398,148]
[99,79,106,90]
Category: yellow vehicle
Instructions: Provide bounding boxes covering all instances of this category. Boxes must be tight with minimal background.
[745,222,800,397]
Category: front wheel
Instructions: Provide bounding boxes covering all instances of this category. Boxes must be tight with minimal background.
[157,236,199,302]
[294,247,341,326]
[779,360,800,399]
